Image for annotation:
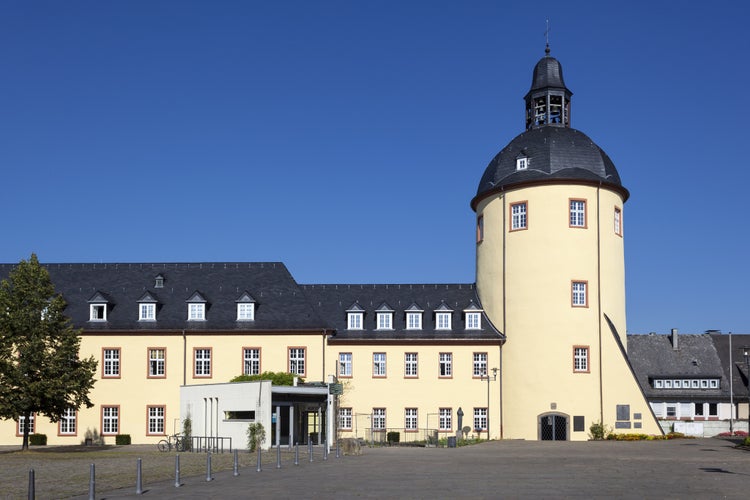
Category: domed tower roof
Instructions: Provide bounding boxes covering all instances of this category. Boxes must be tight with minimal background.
[471,49,628,210]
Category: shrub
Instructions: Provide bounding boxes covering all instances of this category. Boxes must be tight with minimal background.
[231,371,302,386]
[247,422,266,452]
[588,420,611,440]
[743,437,750,447]
[83,428,104,446]
[387,431,400,445]
[29,434,47,446]
[115,434,131,445]
[182,415,192,451]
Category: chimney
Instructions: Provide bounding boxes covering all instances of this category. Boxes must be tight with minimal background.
[671,328,679,350]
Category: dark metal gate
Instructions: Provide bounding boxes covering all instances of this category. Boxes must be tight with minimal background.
[540,413,568,441]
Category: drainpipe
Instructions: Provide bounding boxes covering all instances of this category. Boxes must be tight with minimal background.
[182,330,187,386]
[597,183,604,426]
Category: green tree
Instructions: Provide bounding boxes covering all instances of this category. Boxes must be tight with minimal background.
[0,254,98,450]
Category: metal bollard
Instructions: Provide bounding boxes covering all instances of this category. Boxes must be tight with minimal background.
[323,440,328,461]
[28,469,35,500]
[256,446,262,472]
[308,439,313,462]
[233,449,239,477]
[88,463,95,500]
[336,439,340,458]
[174,454,181,487]
[294,442,299,465]
[276,445,282,469]
[136,458,143,494]
[206,452,213,481]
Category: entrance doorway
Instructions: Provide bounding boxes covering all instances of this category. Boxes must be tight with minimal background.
[539,413,568,441]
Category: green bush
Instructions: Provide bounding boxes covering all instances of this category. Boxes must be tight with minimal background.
[29,434,47,446]
[182,415,192,451]
[247,422,266,452]
[588,421,611,440]
[387,431,400,444]
[115,434,131,445]
[743,437,750,447]
[231,371,302,385]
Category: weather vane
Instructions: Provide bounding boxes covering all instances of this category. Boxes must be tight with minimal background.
[544,18,551,54]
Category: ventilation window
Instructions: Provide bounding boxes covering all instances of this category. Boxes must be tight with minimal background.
[516,157,528,171]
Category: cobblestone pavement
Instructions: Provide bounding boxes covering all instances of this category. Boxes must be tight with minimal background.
[72,438,750,499]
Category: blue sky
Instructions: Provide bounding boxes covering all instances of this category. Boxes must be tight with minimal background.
[1,1,747,335]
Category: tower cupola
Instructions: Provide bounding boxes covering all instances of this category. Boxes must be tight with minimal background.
[524,45,572,129]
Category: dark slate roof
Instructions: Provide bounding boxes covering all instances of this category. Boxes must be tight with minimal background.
[628,333,728,401]
[299,283,503,343]
[0,262,328,332]
[472,127,628,209]
[708,333,750,399]
[526,54,569,94]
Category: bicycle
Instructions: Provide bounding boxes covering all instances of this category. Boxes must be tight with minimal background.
[157,433,187,452]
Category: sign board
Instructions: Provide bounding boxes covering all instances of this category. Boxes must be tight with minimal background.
[329,383,344,395]
[272,413,277,423]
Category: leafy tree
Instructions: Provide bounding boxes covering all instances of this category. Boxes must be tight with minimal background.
[230,371,301,385]
[0,254,97,449]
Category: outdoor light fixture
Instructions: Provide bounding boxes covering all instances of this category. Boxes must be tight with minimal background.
[480,367,498,440]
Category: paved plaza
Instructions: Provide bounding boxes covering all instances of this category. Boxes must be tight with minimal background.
[76,438,749,499]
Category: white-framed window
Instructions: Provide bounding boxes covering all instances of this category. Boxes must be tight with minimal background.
[665,380,673,388]
[701,379,708,388]
[695,403,704,417]
[436,312,452,330]
[439,408,452,431]
[614,207,622,236]
[339,352,352,377]
[377,312,393,330]
[102,406,119,435]
[243,348,260,375]
[474,407,487,431]
[405,408,418,431]
[510,201,527,230]
[188,303,205,321]
[289,347,306,376]
[372,408,386,430]
[147,406,165,435]
[90,304,107,321]
[666,405,676,418]
[516,157,528,170]
[574,346,589,372]
[237,303,255,321]
[194,348,211,377]
[17,414,34,436]
[572,281,587,307]
[103,348,120,377]
[466,312,481,330]
[654,379,663,389]
[339,408,352,430]
[373,353,386,377]
[569,199,586,228]
[347,312,363,330]
[139,303,156,321]
[692,380,699,389]
[439,352,453,377]
[406,311,422,330]
[59,408,76,435]
[148,348,166,377]
[473,352,488,377]
[405,353,418,378]
[708,403,718,416]
[710,379,719,389]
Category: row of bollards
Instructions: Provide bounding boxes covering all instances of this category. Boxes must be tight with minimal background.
[27,442,343,498]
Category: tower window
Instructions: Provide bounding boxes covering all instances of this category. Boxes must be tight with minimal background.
[614,207,622,236]
[510,202,527,231]
[476,215,484,243]
[516,157,528,171]
[573,346,589,372]
[571,281,588,307]
[569,199,587,228]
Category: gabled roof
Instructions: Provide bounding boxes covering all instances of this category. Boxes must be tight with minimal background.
[708,333,750,399]
[299,283,503,343]
[628,333,728,400]
[137,291,159,303]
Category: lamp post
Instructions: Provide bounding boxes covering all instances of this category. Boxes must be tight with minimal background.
[480,368,498,440]
[744,347,750,431]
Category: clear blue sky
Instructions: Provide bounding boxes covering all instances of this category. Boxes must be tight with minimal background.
[1,1,747,335]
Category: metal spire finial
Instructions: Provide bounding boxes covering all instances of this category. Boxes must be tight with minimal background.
[544,19,551,55]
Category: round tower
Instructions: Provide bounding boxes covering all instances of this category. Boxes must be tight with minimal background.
[472,48,661,440]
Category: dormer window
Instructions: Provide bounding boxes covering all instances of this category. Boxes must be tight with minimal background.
[376,303,394,330]
[516,156,528,171]
[236,292,256,321]
[88,292,110,322]
[154,274,165,289]
[346,303,364,330]
[405,303,423,330]
[464,301,483,330]
[435,303,453,330]
[186,291,208,321]
[138,292,158,321]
